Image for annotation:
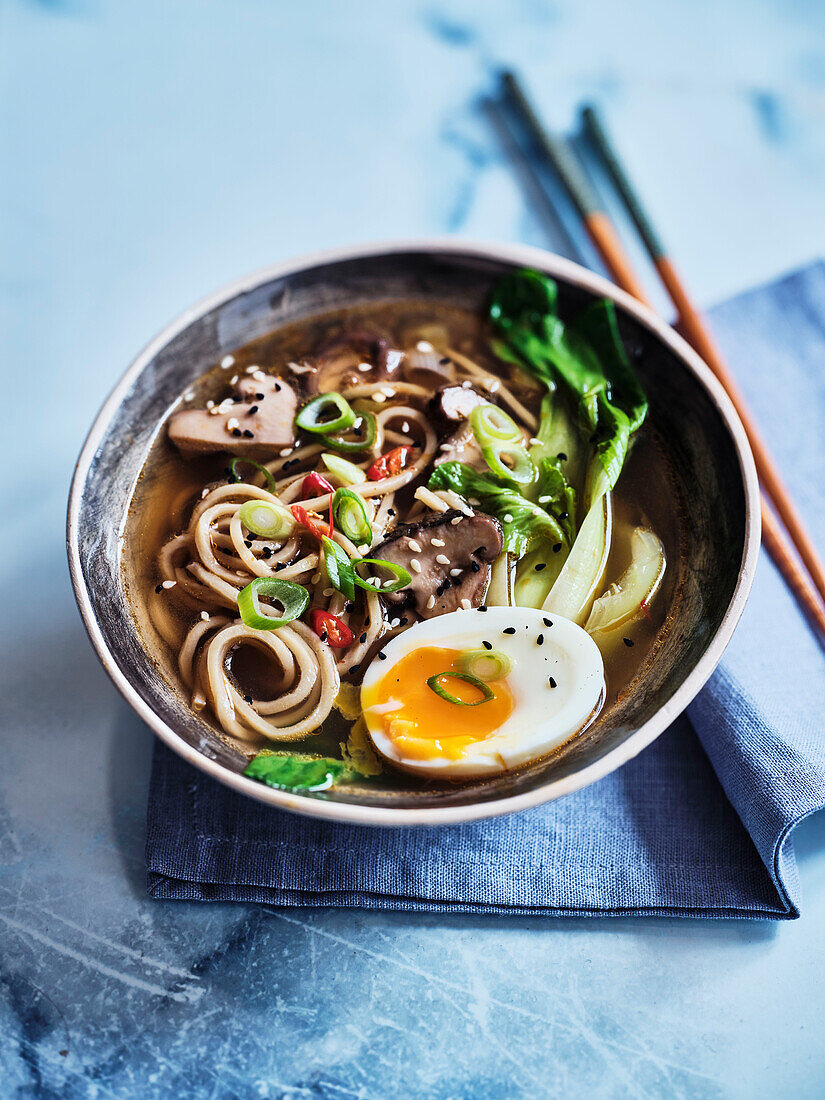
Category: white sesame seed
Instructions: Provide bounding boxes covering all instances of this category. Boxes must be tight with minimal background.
[279,447,292,457]
[200,611,210,621]
[503,513,513,522]
[389,617,401,627]
[439,443,453,452]
[161,579,177,589]
[401,421,410,433]
[183,391,195,402]
[431,538,446,547]
[468,497,480,506]
[381,387,395,398]
[252,370,267,382]
[410,560,422,574]
[357,544,371,555]
[220,355,235,369]
[201,487,210,498]
[357,362,372,372]
[226,417,239,431]
[192,691,206,710]
[451,516,462,525]
[206,400,215,409]
[435,554,450,565]
[461,380,472,388]
[450,568,462,577]
[538,494,552,504]
[530,437,542,446]
[312,573,321,584]
[416,340,434,352]
[245,364,259,374]
[408,539,423,553]
[230,374,239,384]
[426,594,436,610]
[209,406,221,415]
[460,598,472,610]
[372,392,386,403]
[323,587,334,597]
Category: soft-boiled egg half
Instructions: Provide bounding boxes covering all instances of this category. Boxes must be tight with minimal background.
[361,607,605,780]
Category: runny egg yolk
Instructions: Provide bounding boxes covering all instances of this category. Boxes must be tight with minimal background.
[361,646,514,761]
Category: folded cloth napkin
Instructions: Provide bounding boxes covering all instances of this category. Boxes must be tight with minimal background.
[146,262,825,918]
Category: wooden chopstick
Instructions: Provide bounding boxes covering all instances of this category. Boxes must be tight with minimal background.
[580,103,825,611]
[500,71,825,646]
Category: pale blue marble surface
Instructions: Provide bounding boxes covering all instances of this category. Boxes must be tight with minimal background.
[2,0,825,1095]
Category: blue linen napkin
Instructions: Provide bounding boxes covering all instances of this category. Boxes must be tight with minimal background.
[146,262,825,918]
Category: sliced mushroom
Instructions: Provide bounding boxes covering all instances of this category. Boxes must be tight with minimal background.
[429,382,490,425]
[371,509,503,618]
[168,374,297,458]
[304,327,402,395]
[434,421,486,470]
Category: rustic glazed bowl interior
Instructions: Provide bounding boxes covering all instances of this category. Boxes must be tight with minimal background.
[69,243,757,824]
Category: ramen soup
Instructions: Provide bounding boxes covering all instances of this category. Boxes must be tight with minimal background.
[126,269,682,795]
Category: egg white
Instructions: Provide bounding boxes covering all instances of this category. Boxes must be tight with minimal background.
[361,606,605,779]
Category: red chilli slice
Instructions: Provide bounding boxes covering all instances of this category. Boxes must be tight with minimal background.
[309,609,354,648]
[367,445,416,482]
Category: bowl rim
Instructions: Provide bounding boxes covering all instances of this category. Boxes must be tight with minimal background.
[67,237,761,826]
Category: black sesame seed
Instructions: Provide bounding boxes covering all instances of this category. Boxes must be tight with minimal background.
[262,547,272,559]
[346,602,355,613]
[503,627,516,635]
[243,430,254,438]
[557,452,567,461]
[350,663,361,674]
[478,605,488,613]
[536,634,544,646]
[439,357,451,365]
[275,562,285,572]
[255,392,265,400]
[387,509,396,517]
[470,561,481,573]
[623,637,635,647]
[482,640,492,650]
[535,562,546,572]
[399,617,408,626]
[232,428,242,437]
[553,543,562,553]
[224,466,233,477]
[320,631,328,642]
[244,695,252,704]
[543,617,553,627]
[274,382,281,391]
[155,584,163,594]
[248,405,259,414]
[548,676,557,688]
[559,512,568,520]
[378,651,388,660]
[436,584,444,596]
[360,632,367,644]
[244,540,252,549]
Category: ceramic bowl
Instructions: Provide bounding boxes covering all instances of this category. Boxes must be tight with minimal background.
[67,240,760,825]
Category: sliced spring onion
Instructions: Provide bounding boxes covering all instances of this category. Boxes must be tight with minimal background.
[239,499,295,540]
[229,457,278,492]
[237,577,309,631]
[322,453,367,485]
[295,392,356,435]
[457,649,513,682]
[322,536,356,601]
[426,671,494,706]
[470,403,522,445]
[480,440,536,485]
[353,557,412,594]
[321,410,377,453]
[333,488,372,545]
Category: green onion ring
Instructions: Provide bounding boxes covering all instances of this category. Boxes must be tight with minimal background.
[321,453,367,486]
[322,536,356,601]
[426,671,495,706]
[321,411,377,454]
[470,403,522,445]
[239,499,296,540]
[353,557,412,594]
[237,577,309,631]
[481,441,536,485]
[295,392,356,435]
[229,457,278,492]
[457,649,513,682]
[333,488,373,546]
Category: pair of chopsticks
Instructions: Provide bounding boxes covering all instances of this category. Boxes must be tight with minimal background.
[496,71,825,647]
